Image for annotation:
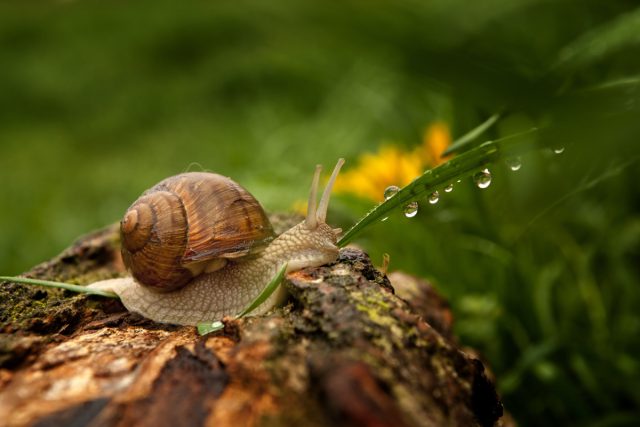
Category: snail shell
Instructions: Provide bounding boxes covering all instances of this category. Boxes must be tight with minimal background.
[120,172,275,292]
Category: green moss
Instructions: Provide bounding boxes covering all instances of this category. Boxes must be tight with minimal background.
[0,225,122,334]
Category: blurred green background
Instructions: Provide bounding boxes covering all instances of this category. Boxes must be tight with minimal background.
[1,0,639,425]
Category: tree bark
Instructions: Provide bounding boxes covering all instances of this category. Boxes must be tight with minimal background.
[0,223,508,427]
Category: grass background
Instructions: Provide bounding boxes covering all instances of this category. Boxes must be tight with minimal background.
[1,0,639,425]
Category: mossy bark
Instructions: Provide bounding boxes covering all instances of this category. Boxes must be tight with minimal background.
[0,223,507,427]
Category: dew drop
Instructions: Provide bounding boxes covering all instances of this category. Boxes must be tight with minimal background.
[404,201,419,218]
[384,185,399,200]
[444,184,453,193]
[381,217,389,222]
[506,157,522,171]
[428,191,440,204]
[553,146,565,155]
[456,179,462,183]
[473,168,492,189]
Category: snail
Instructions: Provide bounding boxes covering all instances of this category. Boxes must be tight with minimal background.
[87,159,345,326]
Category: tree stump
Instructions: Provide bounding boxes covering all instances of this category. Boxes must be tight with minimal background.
[0,222,506,427]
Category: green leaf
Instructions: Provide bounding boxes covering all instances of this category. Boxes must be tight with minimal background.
[0,276,119,299]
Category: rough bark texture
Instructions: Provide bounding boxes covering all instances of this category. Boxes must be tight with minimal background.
[0,222,507,427]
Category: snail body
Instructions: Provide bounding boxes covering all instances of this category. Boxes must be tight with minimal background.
[88,160,344,326]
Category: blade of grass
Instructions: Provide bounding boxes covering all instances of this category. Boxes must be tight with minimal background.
[338,128,539,247]
[442,113,501,156]
[197,262,288,335]
[0,276,119,298]
[236,262,287,318]
[555,6,640,69]
[3,261,287,334]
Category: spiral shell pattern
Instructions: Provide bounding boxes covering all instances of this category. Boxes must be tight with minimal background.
[120,172,275,292]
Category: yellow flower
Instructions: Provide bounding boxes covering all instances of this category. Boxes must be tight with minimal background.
[419,121,451,166]
[332,121,452,202]
[334,145,423,201]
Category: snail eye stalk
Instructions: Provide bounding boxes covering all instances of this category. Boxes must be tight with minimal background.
[316,158,345,224]
[305,165,322,229]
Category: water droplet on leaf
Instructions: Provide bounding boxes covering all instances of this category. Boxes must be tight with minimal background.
[506,157,522,171]
[384,185,399,200]
[474,168,492,189]
[428,191,439,204]
[381,217,389,222]
[553,146,565,154]
[404,201,419,218]
[444,184,453,193]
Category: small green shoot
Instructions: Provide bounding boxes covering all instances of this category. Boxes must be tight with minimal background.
[196,262,288,335]
[0,275,119,298]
